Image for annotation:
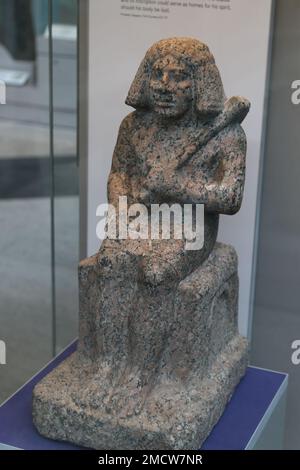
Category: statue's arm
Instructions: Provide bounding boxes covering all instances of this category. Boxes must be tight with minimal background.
[203,125,247,215]
[107,116,134,207]
[177,125,246,214]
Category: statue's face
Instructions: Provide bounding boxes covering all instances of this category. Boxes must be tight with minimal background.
[149,55,193,118]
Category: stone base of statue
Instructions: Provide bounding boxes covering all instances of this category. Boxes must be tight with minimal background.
[33,243,248,450]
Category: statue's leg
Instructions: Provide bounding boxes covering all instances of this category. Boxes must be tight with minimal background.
[106,240,187,417]
[106,278,177,417]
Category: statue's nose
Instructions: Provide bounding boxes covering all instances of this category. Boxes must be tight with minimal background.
[152,73,172,92]
[162,72,169,84]
[156,74,172,93]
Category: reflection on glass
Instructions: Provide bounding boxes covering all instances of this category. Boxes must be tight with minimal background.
[0,0,52,403]
[0,0,79,403]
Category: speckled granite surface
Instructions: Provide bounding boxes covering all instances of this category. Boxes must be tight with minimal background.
[33,243,248,450]
[33,37,250,449]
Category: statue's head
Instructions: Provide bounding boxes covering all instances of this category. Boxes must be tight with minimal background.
[126,37,226,119]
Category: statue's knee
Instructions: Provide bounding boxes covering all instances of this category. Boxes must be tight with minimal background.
[139,255,179,287]
[97,246,141,280]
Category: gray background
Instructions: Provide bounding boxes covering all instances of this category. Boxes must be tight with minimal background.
[251,0,300,450]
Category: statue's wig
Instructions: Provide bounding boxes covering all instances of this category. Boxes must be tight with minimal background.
[126,37,226,117]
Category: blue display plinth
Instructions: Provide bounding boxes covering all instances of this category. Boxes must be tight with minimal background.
[0,341,288,450]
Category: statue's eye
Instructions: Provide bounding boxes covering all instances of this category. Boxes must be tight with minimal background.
[153,69,163,80]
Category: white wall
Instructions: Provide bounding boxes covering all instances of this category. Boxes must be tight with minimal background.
[87,0,273,336]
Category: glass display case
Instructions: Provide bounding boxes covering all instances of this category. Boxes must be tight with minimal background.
[1,0,300,452]
[0,0,79,404]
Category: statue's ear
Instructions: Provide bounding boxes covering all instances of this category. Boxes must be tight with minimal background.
[126,57,150,109]
[195,64,226,117]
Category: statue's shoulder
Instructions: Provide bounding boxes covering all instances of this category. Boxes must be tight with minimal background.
[118,111,135,134]
[119,110,150,133]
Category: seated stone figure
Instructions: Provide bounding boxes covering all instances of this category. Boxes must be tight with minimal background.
[106,37,248,285]
[33,38,250,450]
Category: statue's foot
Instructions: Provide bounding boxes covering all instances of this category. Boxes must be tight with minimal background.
[105,385,150,418]
[118,384,151,418]
[71,362,116,409]
[104,370,151,418]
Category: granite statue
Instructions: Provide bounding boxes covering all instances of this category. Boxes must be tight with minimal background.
[33,37,250,450]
